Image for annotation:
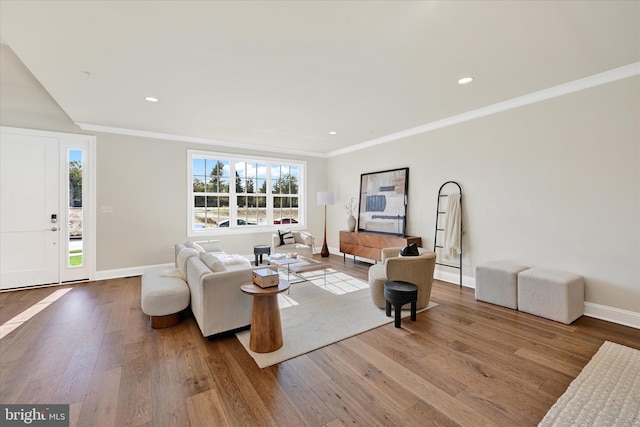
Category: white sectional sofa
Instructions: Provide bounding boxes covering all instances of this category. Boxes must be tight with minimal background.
[174,243,253,337]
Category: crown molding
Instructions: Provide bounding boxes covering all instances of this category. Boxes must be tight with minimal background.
[74,123,329,158]
[77,62,639,159]
[327,62,640,158]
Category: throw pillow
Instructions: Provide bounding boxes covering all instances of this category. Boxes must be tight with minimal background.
[161,268,185,280]
[400,242,419,256]
[281,231,295,245]
[278,229,291,245]
[199,252,226,272]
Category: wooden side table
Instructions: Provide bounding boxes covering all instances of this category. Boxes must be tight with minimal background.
[384,280,418,328]
[240,281,290,353]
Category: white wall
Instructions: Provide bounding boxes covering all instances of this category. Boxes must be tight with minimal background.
[326,76,640,314]
[95,132,327,271]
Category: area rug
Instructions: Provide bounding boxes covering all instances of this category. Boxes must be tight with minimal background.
[538,341,640,426]
[236,270,437,368]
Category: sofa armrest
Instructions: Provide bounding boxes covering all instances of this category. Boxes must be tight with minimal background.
[272,233,282,249]
[381,247,402,262]
[295,231,315,247]
[199,268,253,336]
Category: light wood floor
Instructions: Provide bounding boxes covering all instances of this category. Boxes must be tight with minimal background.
[1,254,638,426]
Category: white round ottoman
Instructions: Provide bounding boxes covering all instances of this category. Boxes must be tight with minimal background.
[141,268,190,328]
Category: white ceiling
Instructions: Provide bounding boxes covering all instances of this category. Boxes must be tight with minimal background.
[1,1,639,156]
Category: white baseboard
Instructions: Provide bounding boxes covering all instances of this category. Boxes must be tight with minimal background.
[434,269,475,289]
[584,302,640,329]
[95,263,173,281]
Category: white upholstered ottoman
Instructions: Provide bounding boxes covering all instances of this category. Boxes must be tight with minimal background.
[141,268,190,328]
[475,261,529,309]
[517,268,584,324]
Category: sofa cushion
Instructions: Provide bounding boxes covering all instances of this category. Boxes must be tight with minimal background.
[216,253,251,268]
[199,252,226,272]
[185,241,206,252]
[177,247,199,277]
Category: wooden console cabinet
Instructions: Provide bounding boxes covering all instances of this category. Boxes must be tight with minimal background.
[339,231,422,263]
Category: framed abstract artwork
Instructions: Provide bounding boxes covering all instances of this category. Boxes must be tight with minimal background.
[357,167,408,236]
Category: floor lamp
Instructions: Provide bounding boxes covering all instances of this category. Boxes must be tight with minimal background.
[317,191,335,257]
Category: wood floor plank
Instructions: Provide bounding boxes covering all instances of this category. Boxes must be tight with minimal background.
[216,334,308,427]
[328,340,421,411]
[342,336,499,427]
[408,312,572,390]
[311,378,385,426]
[76,367,122,427]
[266,360,336,427]
[149,327,191,426]
[115,339,153,427]
[316,346,413,426]
[285,353,331,388]
[202,339,273,426]
[186,388,231,427]
[514,346,584,377]
[0,254,637,426]
[52,343,103,404]
[172,324,214,398]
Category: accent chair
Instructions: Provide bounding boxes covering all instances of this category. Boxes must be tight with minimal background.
[368,247,436,309]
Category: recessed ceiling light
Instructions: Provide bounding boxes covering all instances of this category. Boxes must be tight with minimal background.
[458,77,474,85]
[144,96,159,103]
[329,131,338,135]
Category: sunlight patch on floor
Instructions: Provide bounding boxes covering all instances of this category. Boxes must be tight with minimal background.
[0,288,72,340]
[274,268,369,301]
[300,270,369,295]
[278,292,300,309]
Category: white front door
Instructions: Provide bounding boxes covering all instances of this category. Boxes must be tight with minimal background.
[0,127,95,290]
[1,132,60,289]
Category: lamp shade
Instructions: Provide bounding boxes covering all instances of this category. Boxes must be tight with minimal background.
[317,191,335,206]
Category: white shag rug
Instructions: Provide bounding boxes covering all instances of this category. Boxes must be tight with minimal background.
[539,341,640,426]
[236,269,437,368]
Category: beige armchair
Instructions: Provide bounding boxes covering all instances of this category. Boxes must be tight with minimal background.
[272,230,315,258]
[368,247,436,309]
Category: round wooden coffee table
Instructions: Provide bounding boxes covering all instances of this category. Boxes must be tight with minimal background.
[240,280,290,353]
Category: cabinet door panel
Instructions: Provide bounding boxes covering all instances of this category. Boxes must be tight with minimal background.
[339,231,357,244]
[358,233,379,248]
[357,246,380,260]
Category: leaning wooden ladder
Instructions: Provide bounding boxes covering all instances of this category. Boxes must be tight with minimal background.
[433,181,463,288]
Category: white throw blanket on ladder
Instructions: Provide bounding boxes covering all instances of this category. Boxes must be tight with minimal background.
[443,193,462,260]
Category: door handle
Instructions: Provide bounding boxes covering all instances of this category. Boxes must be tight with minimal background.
[49,227,58,232]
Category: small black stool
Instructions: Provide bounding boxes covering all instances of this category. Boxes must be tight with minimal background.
[384,280,418,328]
[253,245,271,266]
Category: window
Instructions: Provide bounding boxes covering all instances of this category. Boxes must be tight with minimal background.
[68,149,83,267]
[188,150,305,232]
